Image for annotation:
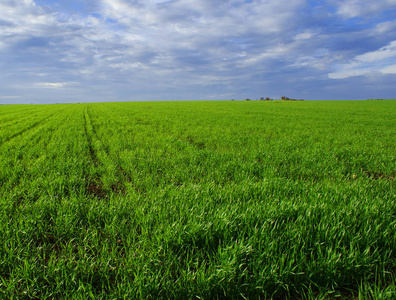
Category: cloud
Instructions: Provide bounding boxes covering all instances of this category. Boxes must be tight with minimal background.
[34,82,77,88]
[331,0,396,18]
[0,0,396,102]
[294,31,318,41]
[64,0,313,92]
[381,64,396,74]
[329,41,396,79]
[0,96,21,99]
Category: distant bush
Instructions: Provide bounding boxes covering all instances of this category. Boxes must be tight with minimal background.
[280,96,303,101]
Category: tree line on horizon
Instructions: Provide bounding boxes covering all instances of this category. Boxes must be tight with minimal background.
[240,96,304,101]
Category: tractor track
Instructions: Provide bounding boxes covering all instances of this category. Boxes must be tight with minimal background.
[84,105,136,197]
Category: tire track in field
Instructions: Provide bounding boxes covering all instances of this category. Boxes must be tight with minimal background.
[87,106,134,184]
[84,106,136,196]
[0,110,61,147]
[83,105,105,198]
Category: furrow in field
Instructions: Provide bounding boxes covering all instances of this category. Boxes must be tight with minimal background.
[0,105,43,117]
[1,120,49,154]
[84,103,175,193]
[83,106,97,164]
[83,105,110,198]
[87,106,132,181]
[0,112,42,128]
[23,106,78,151]
[0,109,62,147]
[0,106,64,184]
[0,107,71,153]
[88,103,211,189]
[33,105,90,199]
[0,105,59,127]
[1,105,90,204]
[84,105,136,197]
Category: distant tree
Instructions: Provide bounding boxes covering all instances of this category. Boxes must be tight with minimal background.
[281,96,295,100]
[245,98,251,101]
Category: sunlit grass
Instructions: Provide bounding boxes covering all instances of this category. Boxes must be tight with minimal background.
[0,100,395,298]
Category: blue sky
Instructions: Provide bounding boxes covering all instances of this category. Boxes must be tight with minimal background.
[1,0,396,103]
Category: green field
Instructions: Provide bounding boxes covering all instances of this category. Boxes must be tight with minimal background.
[0,100,395,299]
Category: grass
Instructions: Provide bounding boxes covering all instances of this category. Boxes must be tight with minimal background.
[0,100,395,299]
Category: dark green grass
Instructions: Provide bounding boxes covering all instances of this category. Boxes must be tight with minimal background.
[0,100,395,299]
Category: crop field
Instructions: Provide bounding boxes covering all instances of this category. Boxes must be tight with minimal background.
[0,100,395,299]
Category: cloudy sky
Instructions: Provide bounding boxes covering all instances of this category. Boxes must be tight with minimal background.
[1,0,396,103]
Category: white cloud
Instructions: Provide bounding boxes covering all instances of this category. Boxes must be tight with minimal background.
[291,49,334,70]
[381,64,396,74]
[100,0,305,43]
[0,0,53,28]
[374,20,396,34]
[331,0,396,18]
[329,41,396,79]
[34,82,77,88]
[0,96,21,99]
[294,31,317,41]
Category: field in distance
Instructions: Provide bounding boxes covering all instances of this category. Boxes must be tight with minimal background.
[0,100,395,299]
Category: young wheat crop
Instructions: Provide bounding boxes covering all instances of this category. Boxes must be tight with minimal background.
[0,100,395,299]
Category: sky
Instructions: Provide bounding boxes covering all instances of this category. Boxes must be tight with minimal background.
[1,0,396,103]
